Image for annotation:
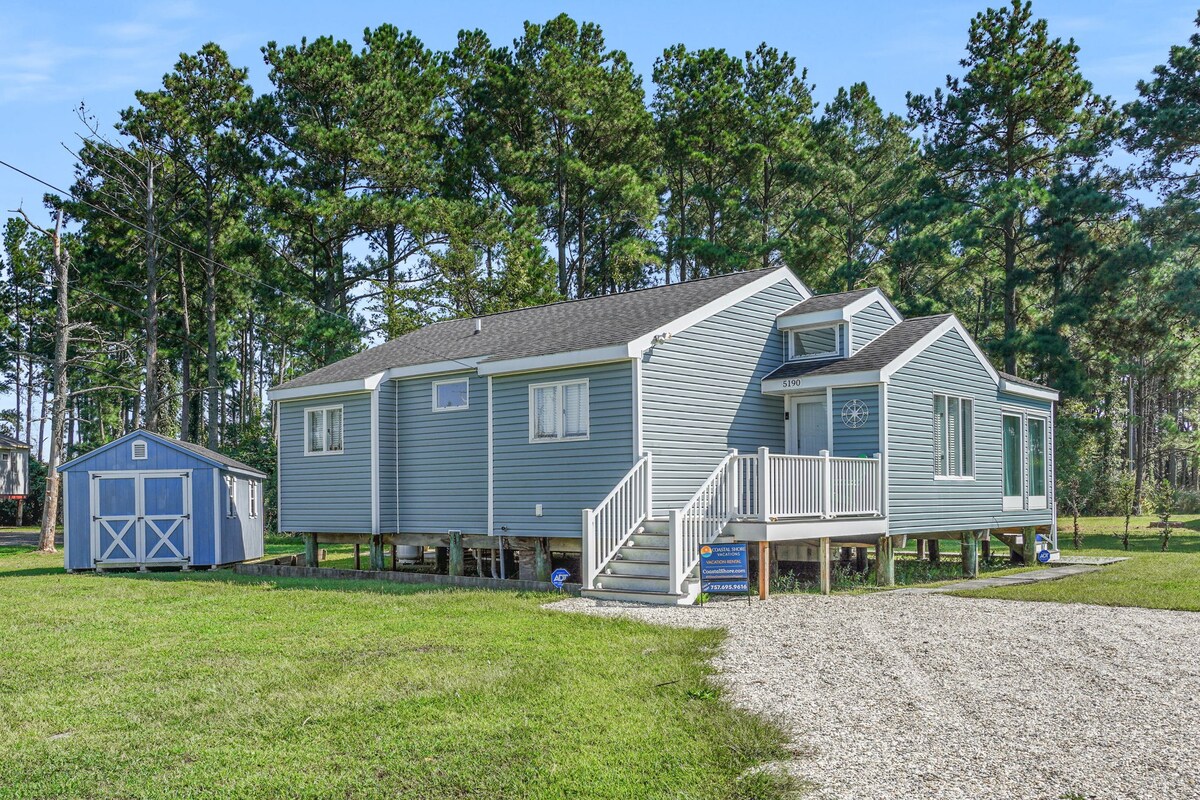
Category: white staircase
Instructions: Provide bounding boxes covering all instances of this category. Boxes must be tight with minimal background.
[584,519,708,604]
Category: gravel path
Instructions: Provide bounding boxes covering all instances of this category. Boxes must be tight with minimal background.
[551,593,1200,799]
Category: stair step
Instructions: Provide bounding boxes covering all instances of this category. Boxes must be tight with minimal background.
[582,588,692,606]
[640,519,670,534]
[593,573,673,592]
[627,532,668,547]
[604,560,670,578]
[615,548,670,564]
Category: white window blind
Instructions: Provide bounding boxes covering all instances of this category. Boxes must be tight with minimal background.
[933,394,973,478]
[933,395,947,474]
[306,406,344,454]
[530,380,589,441]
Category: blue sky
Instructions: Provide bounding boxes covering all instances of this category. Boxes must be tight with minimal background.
[0,0,1194,216]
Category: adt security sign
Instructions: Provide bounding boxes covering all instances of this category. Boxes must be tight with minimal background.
[550,568,570,589]
[698,543,749,594]
[1036,549,1051,564]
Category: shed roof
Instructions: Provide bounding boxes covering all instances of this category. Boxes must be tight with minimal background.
[0,434,31,450]
[274,268,783,391]
[58,430,266,477]
[764,315,952,381]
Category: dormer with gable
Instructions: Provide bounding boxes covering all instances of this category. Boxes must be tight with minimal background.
[775,288,903,363]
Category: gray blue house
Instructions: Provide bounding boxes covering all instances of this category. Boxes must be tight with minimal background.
[0,434,31,502]
[268,267,1058,603]
[59,430,266,572]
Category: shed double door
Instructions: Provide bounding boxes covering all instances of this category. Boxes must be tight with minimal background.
[91,471,192,566]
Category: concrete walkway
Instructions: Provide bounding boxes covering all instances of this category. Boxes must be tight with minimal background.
[890,562,1101,595]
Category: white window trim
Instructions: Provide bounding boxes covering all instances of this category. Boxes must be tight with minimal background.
[528,378,590,443]
[225,475,237,518]
[131,440,148,461]
[787,322,845,362]
[1002,411,1025,510]
[932,394,976,480]
[1027,414,1050,510]
[303,404,345,456]
[248,479,259,519]
[431,378,470,412]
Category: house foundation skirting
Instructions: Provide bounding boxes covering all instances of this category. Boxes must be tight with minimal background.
[234,563,581,594]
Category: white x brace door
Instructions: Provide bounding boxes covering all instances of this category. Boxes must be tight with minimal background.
[90,471,192,566]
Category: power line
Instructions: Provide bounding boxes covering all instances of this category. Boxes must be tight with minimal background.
[0,156,481,373]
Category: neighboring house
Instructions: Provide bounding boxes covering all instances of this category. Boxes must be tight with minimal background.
[268,267,1058,603]
[0,435,31,501]
[58,430,266,572]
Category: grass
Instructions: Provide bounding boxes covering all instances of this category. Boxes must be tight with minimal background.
[953,515,1200,612]
[0,546,801,800]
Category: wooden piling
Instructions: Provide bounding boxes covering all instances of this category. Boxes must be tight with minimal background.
[915,538,926,561]
[928,538,941,564]
[875,535,895,587]
[961,531,978,578]
[819,537,832,596]
[758,541,769,600]
[390,544,397,571]
[534,538,552,582]
[854,546,869,573]
[369,536,385,571]
[353,543,361,570]
[449,531,465,577]
[435,546,449,574]
[1022,526,1038,565]
[304,533,318,568]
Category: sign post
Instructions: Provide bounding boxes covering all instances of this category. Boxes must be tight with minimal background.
[698,542,751,607]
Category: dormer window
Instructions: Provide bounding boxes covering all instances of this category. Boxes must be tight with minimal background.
[788,324,844,361]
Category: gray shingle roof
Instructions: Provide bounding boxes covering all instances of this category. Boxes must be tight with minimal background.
[765,314,952,381]
[779,287,877,317]
[275,269,781,391]
[0,435,30,449]
[999,371,1055,392]
[165,435,266,476]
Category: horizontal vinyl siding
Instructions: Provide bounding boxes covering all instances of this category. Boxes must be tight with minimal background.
[850,301,896,354]
[886,329,1054,535]
[278,392,373,533]
[493,361,634,538]
[642,279,803,514]
[392,372,488,535]
[831,386,881,457]
[378,380,398,531]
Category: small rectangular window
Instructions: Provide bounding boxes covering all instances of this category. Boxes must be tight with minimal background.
[305,406,344,455]
[248,480,259,518]
[933,394,974,478]
[789,325,843,360]
[529,380,589,442]
[1002,413,1023,509]
[226,476,237,518]
[432,378,469,411]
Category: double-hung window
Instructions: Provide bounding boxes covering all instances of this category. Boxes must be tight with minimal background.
[789,324,844,361]
[530,380,589,442]
[432,378,469,412]
[305,406,344,455]
[933,394,974,478]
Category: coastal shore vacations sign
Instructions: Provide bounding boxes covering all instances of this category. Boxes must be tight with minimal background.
[698,542,751,605]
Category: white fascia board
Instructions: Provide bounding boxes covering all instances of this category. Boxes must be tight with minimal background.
[383,358,484,380]
[475,344,633,376]
[627,267,810,356]
[761,370,882,394]
[267,374,385,403]
[777,288,904,331]
[878,316,1000,385]
[999,379,1059,402]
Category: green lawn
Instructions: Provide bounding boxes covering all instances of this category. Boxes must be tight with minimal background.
[0,546,798,800]
[953,515,1200,611]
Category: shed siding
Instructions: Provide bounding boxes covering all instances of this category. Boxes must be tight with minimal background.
[850,301,896,354]
[886,328,1055,535]
[831,385,881,457]
[492,361,634,537]
[277,392,373,533]
[220,471,264,563]
[642,279,802,513]
[65,470,91,570]
[390,372,488,535]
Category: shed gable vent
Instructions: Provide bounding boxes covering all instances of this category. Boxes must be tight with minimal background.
[131,440,148,460]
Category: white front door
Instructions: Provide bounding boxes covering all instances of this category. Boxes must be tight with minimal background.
[794,397,828,456]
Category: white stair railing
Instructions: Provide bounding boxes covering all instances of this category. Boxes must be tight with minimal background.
[581,452,653,589]
[668,450,738,595]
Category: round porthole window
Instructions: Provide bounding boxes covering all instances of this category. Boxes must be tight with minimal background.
[841,399,869,429]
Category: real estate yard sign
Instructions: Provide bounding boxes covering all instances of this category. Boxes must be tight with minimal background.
[698,543,751,605]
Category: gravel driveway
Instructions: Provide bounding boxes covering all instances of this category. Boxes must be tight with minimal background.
[552,592,1200,800]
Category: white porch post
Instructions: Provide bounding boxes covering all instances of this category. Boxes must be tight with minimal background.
[668,509,683,595]
[643,451,654,519]
[874,452,883,516]
[581,508,594,588]
[758,446,771,522]
[726,448,738,517]
[820,449,832,518]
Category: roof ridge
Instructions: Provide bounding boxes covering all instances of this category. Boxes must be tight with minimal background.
[424,267,780,326]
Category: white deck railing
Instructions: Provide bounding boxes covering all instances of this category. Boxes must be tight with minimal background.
[734,448,883,521]
[668,450,738,596]
[581,452,653,589]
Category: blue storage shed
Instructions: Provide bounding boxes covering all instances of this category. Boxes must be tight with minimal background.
[59,430,266,572]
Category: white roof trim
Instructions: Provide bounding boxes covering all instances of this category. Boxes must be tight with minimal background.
[761,370,883,394]
[777,288,903,330]
[384,358,484,380]
[475,344,633,376]
[267,374,385,402]
[878,316,1000,385]
[629,267,810,355]
[999,378,1059,402]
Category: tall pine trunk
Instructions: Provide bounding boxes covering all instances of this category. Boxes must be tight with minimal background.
[39,210,70,553]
